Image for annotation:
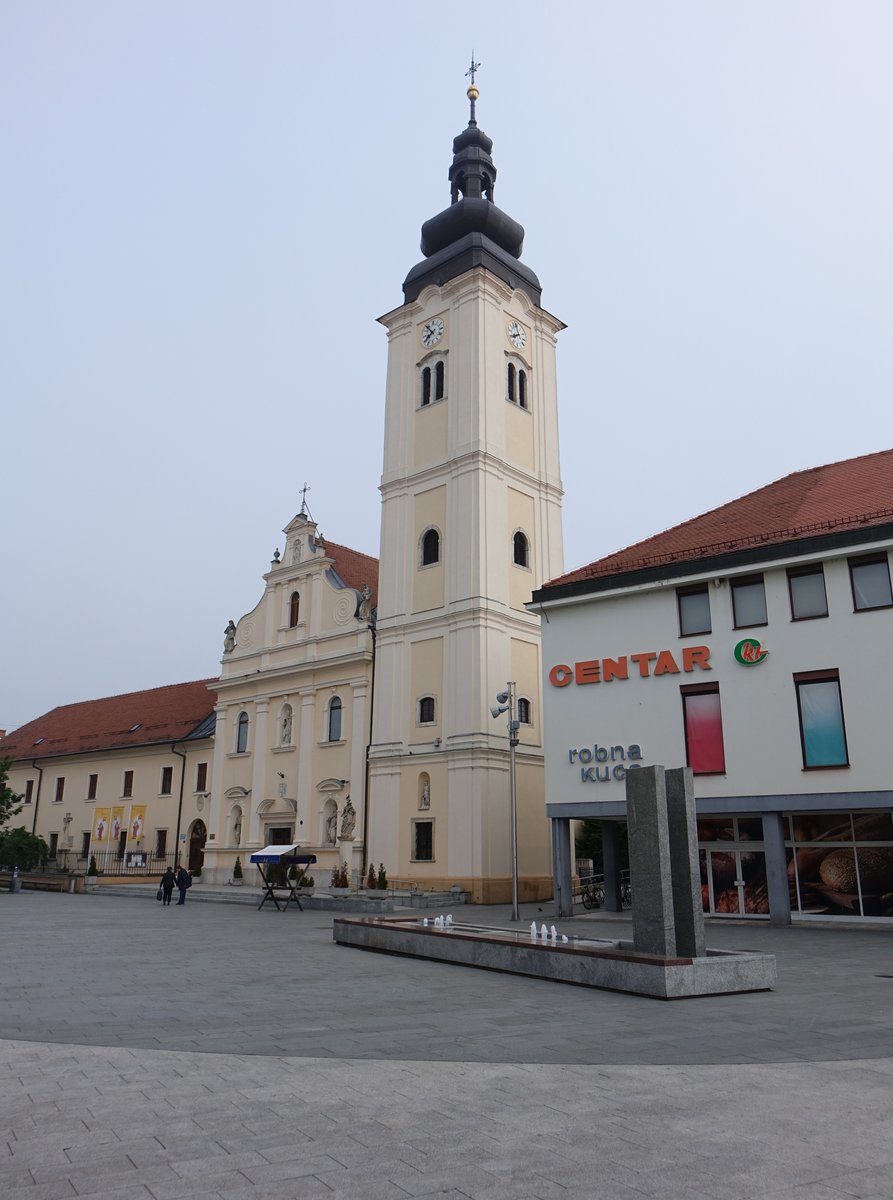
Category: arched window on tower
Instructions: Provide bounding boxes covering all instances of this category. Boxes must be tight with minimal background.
[327,696,343,742]
[236,711,249,754]
[418,696,436,725]
[434,360,445,401]
[507,362,516,403]
[421,366,432,407]
[289,591,300,628]
[513,531,530,568]
[517,697,532,725]
[421,528,440,567]
[518,369,528,410]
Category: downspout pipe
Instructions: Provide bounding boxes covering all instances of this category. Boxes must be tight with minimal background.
[172,743,186,867]
[30,760,44,836]
[362,618,377,876]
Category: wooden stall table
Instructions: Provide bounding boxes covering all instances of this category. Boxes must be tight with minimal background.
[250,846,317,912]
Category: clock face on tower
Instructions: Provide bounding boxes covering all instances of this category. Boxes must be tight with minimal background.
[422,318,444,347]
[507,320,526,350]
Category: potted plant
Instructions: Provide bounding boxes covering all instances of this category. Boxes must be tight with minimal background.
[377,862,388,891]
[231,856,243,887]
[192,864,202,883]
[329,861,351,895]
[298,873,314,893]
[85,854,99,890]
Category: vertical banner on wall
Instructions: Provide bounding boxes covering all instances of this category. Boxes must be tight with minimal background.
[93,808,110,844]
[129,805,147,843]
[110,806,125,843]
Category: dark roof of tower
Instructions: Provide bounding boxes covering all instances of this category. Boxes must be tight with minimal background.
[533,448,893,603]
[403,87,541,305]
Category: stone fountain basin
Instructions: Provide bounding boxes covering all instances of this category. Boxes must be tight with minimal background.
[332,916,776,1000]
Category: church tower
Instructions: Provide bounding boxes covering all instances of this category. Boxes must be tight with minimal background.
[368,76,565,902]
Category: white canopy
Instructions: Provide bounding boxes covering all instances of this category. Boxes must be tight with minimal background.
[249,843,308,864]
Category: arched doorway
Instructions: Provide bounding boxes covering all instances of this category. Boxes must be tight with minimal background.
[188,820,207,873]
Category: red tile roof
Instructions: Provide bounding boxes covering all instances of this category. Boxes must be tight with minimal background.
[0,679,218,763]
[544,448,893,592]
[320,540,379,609]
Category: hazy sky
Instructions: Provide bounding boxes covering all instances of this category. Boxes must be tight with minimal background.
[2,2,891,730]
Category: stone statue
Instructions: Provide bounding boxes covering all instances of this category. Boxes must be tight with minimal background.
[291,539,301,564]
[325,809,338,845]
[420,781,431,810]
[358,583,373,623]
[339,795,356,840]
[281,710,292,744]
[223,620,236,653]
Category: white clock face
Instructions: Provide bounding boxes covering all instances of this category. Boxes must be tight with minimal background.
[507,320,526,350]
[422,318,444,348]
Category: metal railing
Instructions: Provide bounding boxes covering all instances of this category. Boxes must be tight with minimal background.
[67,849,182,876]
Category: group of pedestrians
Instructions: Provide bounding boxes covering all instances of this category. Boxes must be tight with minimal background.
[159,865,191,906]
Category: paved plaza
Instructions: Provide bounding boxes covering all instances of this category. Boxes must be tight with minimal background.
[2,891,893,1199]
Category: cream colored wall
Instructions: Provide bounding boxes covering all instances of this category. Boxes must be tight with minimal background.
[412,485,446,613]
[505,378,534,471]
[6,741,212,870]
[409,637,443,741]
[205,514,374,885]
[510,637,542,749]
[414,363,449,469]
[508,487,536,611]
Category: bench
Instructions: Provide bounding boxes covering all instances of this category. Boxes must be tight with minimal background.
[0,873,70,893]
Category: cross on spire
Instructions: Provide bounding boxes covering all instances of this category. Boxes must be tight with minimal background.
[465,54,480,88]
[299,482,311,516]
[465,52,480,124]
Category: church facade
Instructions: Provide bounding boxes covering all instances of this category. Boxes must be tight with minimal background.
[3,84,564,902]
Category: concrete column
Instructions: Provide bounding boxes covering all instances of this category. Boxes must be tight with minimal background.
[626,765,676,957]
[762,811,792,926]
[601,821,623,912]
[665,768,706,958]
[350,682,368,841]
[551,817,573,917]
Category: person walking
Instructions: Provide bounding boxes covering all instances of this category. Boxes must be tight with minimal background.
[160,866,176,906]
[175,864,191,906]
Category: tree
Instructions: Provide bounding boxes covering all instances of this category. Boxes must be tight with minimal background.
[0,827,48,871]
[0,757,23,827]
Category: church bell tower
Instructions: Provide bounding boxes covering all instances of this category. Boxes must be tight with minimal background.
[368,73,565,902]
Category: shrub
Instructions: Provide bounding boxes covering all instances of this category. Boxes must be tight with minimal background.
[233,856,243,879]
[300,873,314,888]
[377,862,387,890]
[87,854,99,877]
[330,861,350,888]
[193,864,202,878]
[288,863,297,881]
[366,862,377,890]
[0,828,49,872]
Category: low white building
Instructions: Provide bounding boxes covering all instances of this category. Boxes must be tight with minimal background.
[533,449,893,923]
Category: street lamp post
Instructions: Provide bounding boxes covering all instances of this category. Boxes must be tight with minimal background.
[490,681,520,921]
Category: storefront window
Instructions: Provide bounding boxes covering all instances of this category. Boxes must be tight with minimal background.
[786,810,893,917]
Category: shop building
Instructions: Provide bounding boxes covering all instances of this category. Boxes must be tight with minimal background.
[533,449,893,922]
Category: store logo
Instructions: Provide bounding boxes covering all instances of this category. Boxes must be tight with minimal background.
[734,638,769,666]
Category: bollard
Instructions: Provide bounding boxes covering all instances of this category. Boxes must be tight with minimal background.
[10,868,21,893]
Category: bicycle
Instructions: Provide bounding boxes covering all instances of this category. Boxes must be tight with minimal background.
[579,876,605,910]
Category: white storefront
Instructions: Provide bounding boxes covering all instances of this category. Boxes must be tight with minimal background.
[534,451,893,922]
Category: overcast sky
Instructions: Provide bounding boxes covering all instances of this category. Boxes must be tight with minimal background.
[2,1,891,730]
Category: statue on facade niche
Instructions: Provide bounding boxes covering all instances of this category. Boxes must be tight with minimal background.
[420,781,431,810]
[339,795,356,840]
[358,583,373,623]
[223,620,236,654]
[325,808,338,845]
[281,710,292,744]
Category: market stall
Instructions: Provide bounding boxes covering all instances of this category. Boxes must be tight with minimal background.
[249,845,317,911]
